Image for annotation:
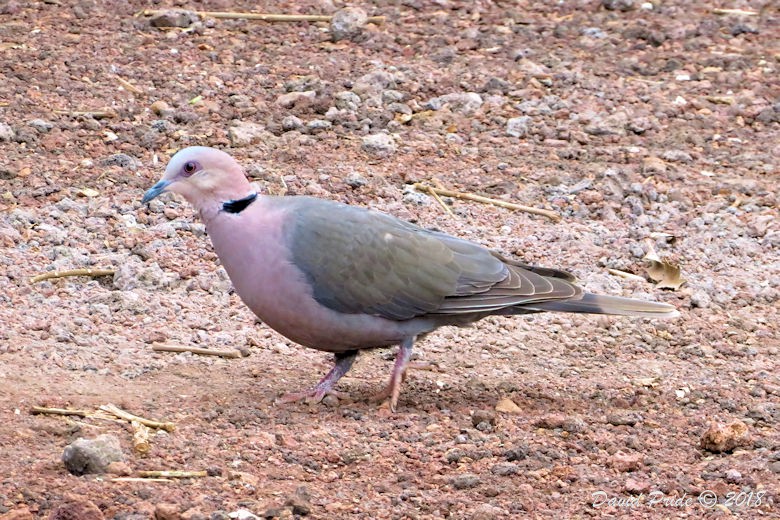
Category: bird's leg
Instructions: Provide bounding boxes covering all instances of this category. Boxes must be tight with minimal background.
[279,350,357,405]
[373,336,415,412]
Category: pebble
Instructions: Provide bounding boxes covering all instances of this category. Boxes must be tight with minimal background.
[471,409,496,428]
[275,91,316,109]
[495,397,522,414]
[584,111,628,136]
[28,119,54,133]
[506,116,531,137]
[62,434,124,475]
[504,444,529,461]
[471,504,505,520]
[402,185,431,206]
[284,486,311,516]
[335,91,361,111]
[769,461,780,474]
[491,463,519,476]
[426,92,483,115]
[330,7,368,42]
[228,122,275,148]
[361,133,396,157]
[607,412,640,426]
[48,500,105,520]
[0,122,14,141]
[602,0,637,11]
[149,9,198,28]
[100,153,139,170]
[306,119,332,133]
[281,116,304,132]
[451,473,481,490]
[344,172,368,188]
[700,420,752,453]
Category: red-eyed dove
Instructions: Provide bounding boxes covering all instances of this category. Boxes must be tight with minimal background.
[142,146,678,411]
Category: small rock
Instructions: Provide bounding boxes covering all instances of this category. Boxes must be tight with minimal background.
[491,463,519,476]
[330,7,368,42]
[100,153,139,170]
[471,410,496,428]
[335,91,361,111]
[660,149,693,163]
[154,503,181,520]
[62,434,124,475]
[506,116,531,137]
[0,506,34,520]
[281,116,304,132]
[495,397,522,414]
[607,412,640,426]
[361,133,396,157]
[584,111,628,136]
[725,469,742,483]
[602,0,637,11]
[228,122,275,148]
[275,91,316,109]
[0,122,14,141]
[344,172,368,188]
[149,9,198,28]
[609,451,643,472]
[700,420,752,453]
[150,100,173,116]
[48,499,104,520]
[426,93,483,115]
[769,461,780,474]
[306,119,332,133]
[451,473,481,490]
[504,443,529,461]
[534,414,566,429]
[28,119,54,133]
[471,504,505,520]
[625,476,651,494]
[690,291,712,308]
[402,185,431,206]
[285,486,311,516]
[563,417,587,433]
[352,70,395,98]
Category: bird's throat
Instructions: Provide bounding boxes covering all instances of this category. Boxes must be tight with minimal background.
[222,192,258,214]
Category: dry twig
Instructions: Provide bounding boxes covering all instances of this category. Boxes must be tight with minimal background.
[112,477,173,483]
[31,406,91,417]
[607,268,647,282]
[30,268,115,284]
[100,404,175,432]
[712,8,758,16]
[412,183,561,223]
[54,110,116,119]
[139,9,385,24]
[132,421,151,455]
[152,342,244,359]
[137,470,208,478]
[115,75,144,95]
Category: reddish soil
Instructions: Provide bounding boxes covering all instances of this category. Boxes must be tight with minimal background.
[0,1,778,519]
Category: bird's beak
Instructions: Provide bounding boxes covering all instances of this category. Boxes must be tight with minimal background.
[142,179,172,204]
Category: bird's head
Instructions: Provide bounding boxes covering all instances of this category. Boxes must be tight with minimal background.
[142,146,252,214]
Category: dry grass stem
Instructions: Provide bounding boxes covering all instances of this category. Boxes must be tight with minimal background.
[412,183,561,223]
[30,268,115,284]
[137,470,208,478]
[112,477,173,483]
[31,406,91,417]
[712,8,758,16]
[100,404,175,432]
[607,268,647,282]
[132,421,151,455]
[115,75,143,95]
[152,342,244,359]
[54,110,116,119]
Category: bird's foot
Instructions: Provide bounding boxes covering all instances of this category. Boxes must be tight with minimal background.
[278,387,350,406]
[276,350,357,407]
[371,336,415,412]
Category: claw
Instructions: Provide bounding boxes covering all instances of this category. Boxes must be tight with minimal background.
[372,336,415,412]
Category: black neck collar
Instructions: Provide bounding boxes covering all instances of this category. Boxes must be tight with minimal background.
[222,192,258,214]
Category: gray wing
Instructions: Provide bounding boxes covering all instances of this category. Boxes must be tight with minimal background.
[285,197,579,320]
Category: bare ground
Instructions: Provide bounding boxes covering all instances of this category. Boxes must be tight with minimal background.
[0,1,778,519]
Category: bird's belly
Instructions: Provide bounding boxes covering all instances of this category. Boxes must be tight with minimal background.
[209,216,409,351]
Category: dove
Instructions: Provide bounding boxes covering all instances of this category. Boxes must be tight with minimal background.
[142,146,679,411]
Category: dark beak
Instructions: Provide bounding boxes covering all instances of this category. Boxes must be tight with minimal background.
[141,179,172,204]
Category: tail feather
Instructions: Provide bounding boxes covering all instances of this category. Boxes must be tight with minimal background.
[523,292,680,318]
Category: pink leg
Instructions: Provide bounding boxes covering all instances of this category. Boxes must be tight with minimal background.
[373,336,415,412]
[279,350,357,405]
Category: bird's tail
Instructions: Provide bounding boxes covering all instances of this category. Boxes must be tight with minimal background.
[523,292,680,318]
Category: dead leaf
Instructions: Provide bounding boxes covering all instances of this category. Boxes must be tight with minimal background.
[643,243,685,290]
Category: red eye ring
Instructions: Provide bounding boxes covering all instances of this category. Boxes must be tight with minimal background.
[182,161,197,176]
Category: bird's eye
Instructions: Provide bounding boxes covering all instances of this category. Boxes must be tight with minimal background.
[182,161,198,176]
